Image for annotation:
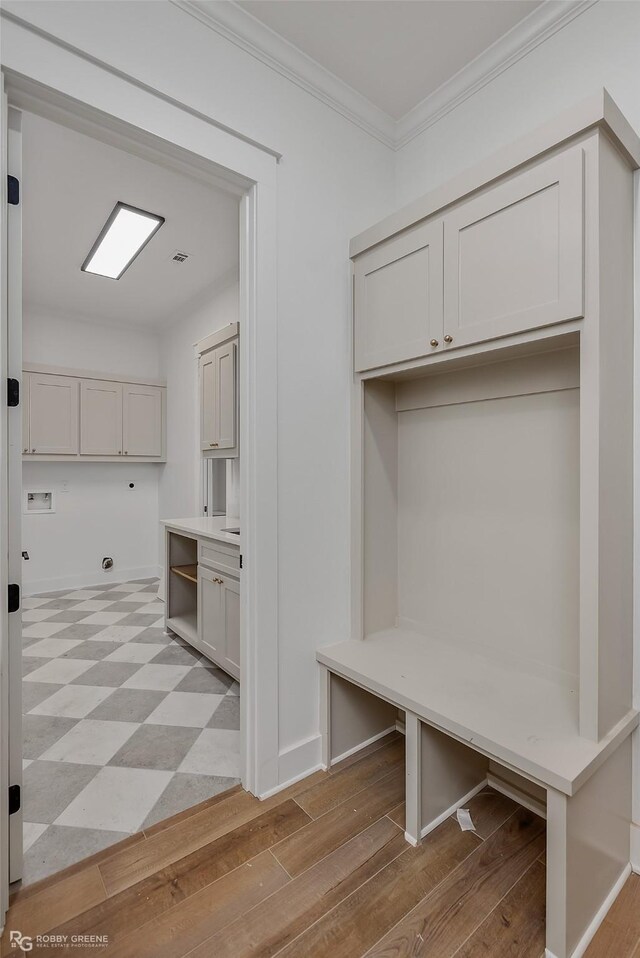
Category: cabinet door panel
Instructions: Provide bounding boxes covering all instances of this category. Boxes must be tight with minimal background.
[198,567,223,663]
[354,219,444,372]
[443,147,584,349]
[222,576,240,680]
[200,352,217,451]
[123,384,163,457]
[22,373,29,455]
[198,565,240,679]
[215,342,237,450]
[29,373,79,455]
[80,380,123,456]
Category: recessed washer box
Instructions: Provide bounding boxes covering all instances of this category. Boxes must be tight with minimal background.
[24,490,56,514]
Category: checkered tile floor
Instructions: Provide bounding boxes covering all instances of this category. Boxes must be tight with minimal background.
[20,578,240,886]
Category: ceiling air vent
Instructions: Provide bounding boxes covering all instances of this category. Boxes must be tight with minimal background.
[171,250,190,264]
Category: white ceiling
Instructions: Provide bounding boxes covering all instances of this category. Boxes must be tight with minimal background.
[236,0,542,120]
[22,111,239,330]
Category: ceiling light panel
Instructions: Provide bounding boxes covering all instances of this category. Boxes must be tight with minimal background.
[81,202,165,280]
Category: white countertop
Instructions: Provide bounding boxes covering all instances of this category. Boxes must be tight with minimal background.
[161,515,240,547]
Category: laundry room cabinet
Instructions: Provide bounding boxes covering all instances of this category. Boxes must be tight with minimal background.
[354,144,585,372]
[26,372,79,455]
[123,383,163,457]
[163,518,241,680]
[198,323,239,458]
[23,364,166,461]
[198,565,240,680]
[80,379,123,456]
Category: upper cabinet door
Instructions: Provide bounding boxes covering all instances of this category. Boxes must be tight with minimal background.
[200,351,217,451]
[443,147,585,350]
[200,339,238,454]
[214,341,237,450]
[354,219,444,372]
[123,384,163,457]
[80,380,123,456]
[28,373,79,455]
[22,373,30,455]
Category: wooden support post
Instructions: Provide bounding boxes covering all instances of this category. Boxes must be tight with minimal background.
[405,711,422,846]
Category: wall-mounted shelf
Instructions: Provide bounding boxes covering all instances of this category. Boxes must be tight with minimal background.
[171,564,198,584]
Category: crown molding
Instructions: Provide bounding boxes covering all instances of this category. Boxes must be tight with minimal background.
[172,0,397,149]
[174,0,598,153]
[395,0,599,148]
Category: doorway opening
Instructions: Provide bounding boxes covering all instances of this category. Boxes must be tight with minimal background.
[8,102,251,887]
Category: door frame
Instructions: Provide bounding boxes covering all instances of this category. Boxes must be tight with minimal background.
[0,11,281,914]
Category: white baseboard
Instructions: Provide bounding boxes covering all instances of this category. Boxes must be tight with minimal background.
[331,725,398,767]
[23,564,162,596]
[631,821,640,873]
[546,863,631,958]
[257,734,324,800]
[487,772,547,820]
[420,779,488,839]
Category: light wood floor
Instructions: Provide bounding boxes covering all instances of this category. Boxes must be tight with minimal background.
[1,730,634,957]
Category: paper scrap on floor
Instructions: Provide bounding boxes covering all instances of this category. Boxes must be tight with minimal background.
[456,807,475,831]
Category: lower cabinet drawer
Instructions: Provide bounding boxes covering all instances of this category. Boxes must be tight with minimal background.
[198,541,240,577]
[197,564,240,681]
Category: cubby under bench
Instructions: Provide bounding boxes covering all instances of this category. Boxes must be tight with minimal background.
[318,634,637,958]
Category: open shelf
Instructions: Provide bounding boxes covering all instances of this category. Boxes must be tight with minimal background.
[318,627,637,795]
[167,611,198,645]
[171,564,197,584]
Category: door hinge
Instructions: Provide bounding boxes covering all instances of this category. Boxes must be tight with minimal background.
[7,175,19,206]
[8,784,20,815]
[7,378,19,407]
[8,583,20,614]
[239,554,243,570]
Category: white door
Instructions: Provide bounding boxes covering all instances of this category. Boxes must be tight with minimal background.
[443,146,585,350]
[354,218,444,372]
[122,384,162,457]
[80,379,123,456]
[1,95,24,921]
[214,342,237,450]
[28,373,79,455]
[200,351,217,451]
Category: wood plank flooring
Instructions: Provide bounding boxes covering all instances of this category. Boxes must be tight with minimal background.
[5,728,628,958]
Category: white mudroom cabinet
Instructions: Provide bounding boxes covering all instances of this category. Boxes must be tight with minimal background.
[320,91,639,958]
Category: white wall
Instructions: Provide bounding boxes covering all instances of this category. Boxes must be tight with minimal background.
[4,0,395,778]
[394,1,640,205]
[23,306,162,380]
[22,309,163,593]
[158,277,239,535]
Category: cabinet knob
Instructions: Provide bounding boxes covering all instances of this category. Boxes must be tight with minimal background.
[31,448,35,453]
[210,442,219,447]
[444,334,454,344]
[213,577,224,585]
[118,451,122,455]
[429,339,439,348]
[124,451,129,455]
